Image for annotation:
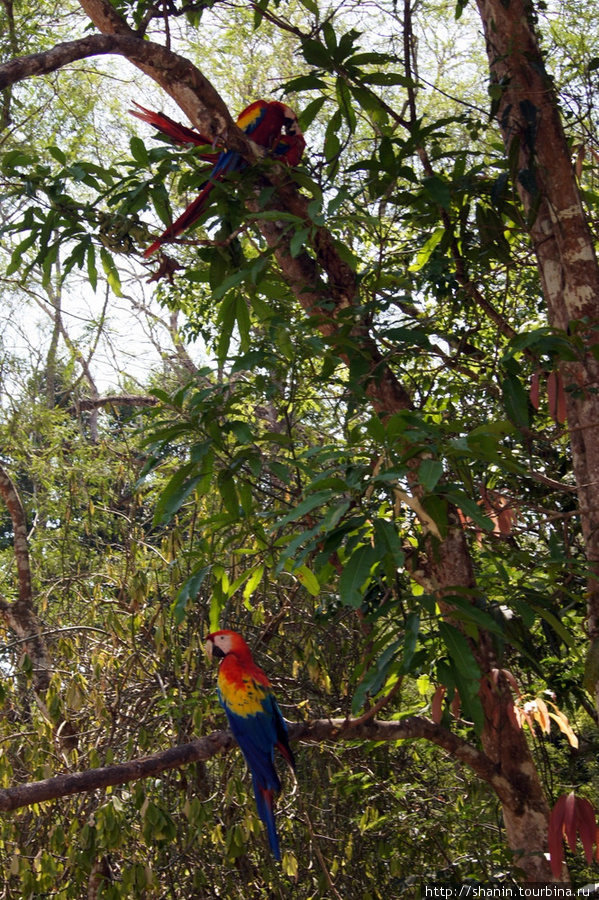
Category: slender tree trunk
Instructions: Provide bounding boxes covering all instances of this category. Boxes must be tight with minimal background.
[474,0,599,705]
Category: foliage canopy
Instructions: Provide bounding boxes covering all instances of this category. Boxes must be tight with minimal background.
[0,0,598,895]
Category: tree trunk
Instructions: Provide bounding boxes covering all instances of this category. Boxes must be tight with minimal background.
[474,0,599,693]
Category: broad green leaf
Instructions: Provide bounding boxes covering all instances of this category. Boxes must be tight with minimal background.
[422,175,451,210]
[401,611,420,673]
[242,565,265,605]
[154,465,203,524]
[87,244,98,292]
[351,639,401,713]
[130,136,149,167]
[301,38,334,68]
[339,544,380,608]
[173,565,210,624]
[273,490,335,530]
[296,565,320,596]
[418,458,443,491]
[99,247,122,297]
[217,469,239,518]
[409,228,445,271]
[502,371,530,428]
[438,622,481,680]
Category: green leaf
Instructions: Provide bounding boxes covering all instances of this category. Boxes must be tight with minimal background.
[290,226,310,257]
[301,38,334,69]
[235,293,251,352]
[528,602,575,649]
[296,565,320,596]
[409,228,444,271]
[438,622,481,680]
[296,0,319,16]
[99,247,122,297]
[87,244,98,292]
[339,544,380,608]
[47,145,67,165]
[173,565,210,624]
[217,469,239,518]
[242,565,265,606]
[6,232,37,276]
[273,490,334,530]
[450,662,485,733]
[445,489,493,531]
[401,611,420,673]
[422,175,451,210]
[130,136,150,167]
[154,464,203,524]
[284,75,328,95]
[502,370,530,428]
[372,518,404,566]
[298,96,327,132]
[360,72,416,87]
[351,639,401,713]
[213,269,247,301]
[418,458,443,491]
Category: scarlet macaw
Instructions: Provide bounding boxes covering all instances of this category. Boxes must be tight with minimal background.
[204,629,296,860]
[130,100,305,256]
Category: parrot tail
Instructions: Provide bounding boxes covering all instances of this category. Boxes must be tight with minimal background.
[143,180,214,257]
[143,151,242,257]
[253,779,281,861]
[129,102,212,148]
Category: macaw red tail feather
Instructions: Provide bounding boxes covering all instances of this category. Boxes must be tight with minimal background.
[253,780,281,861]
[129,102,213,148]
[142,151,242,257]
[143,181,215,257]
[276,739,296,771]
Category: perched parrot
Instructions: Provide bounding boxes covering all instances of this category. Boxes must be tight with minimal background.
[130,100,305,256]
[204,629,296,861]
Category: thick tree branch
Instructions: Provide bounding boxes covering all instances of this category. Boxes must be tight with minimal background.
[68,395,159,414]
[0,716,516,813]
[0,32,231,142]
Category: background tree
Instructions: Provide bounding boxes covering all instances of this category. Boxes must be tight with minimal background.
[0,0,597,895]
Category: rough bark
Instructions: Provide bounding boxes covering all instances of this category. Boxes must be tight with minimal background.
[474,0,599,655]
[0,717,516,813]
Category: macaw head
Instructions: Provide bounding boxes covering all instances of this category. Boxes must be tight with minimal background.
[205,629,252,662]
[279,103,302,138]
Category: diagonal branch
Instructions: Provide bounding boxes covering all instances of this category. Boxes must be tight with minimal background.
[0,32,231,142]
[0,716,517,813]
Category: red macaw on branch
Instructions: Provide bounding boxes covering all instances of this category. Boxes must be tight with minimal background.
[130,100,305,257]
[204,629,296,861]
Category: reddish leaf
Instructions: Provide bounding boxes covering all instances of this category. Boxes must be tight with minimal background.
[500,668,522,697]
[574,797,598,865]
[506,700,521,731]
[547,371,567,424]
[534,697,551,734]
[451,690,461,719]
[496,503,516,536]
[548,794,568,878]
[431,685,446,724]
[563,791,578,854]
